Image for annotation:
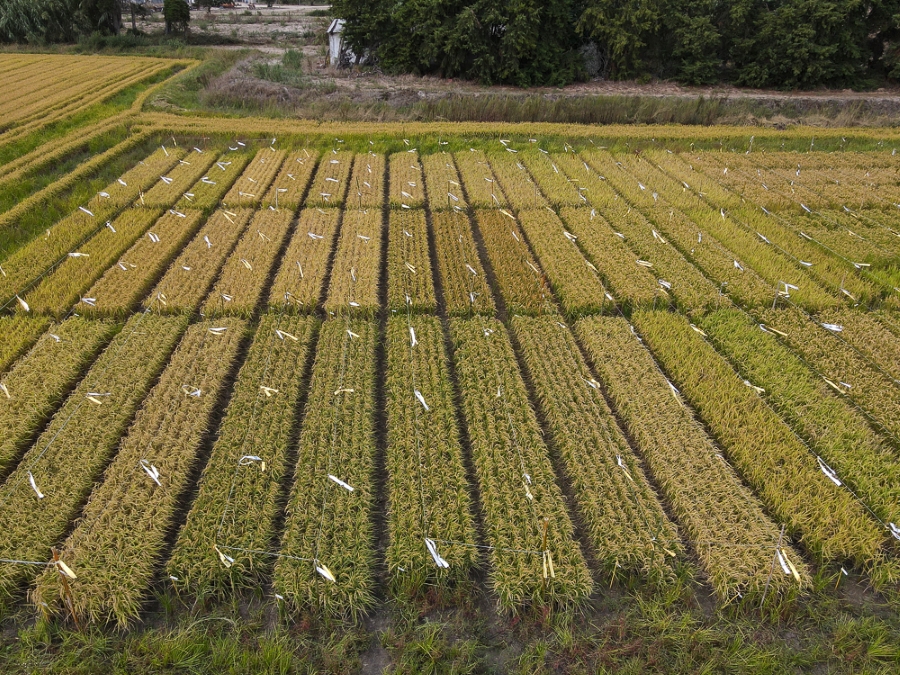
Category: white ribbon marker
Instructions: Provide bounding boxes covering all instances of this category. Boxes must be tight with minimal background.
[409,327,417,347]
[817,457,842,486]
[28,471,44,499]
[141,460,162,486]
[425,538,450,568]
[414,390,429,411]
[328,475,354,492]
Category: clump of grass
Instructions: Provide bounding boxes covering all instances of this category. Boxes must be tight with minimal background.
[253,50,306,89]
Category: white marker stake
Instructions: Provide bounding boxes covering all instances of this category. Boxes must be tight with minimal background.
[141,460,162,486]
[328,475,354,492]
[414,390,429,411]
[28,472,44,499]
[409,326,417,348]
[316,562,336,583]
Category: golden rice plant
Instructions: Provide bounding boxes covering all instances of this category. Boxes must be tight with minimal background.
[0,318,116,477]
[81,210,205,317]
[23,209,162,317]
[222,149,287,207]
[268,208,341,312]
[261,149,319,209]
[512,316,681,585]
[815,308,900,382]
[323,208,383,316]
[521,154,585,208]
[167,314,318,596]
[346,152,385,209]
[387,209,435,313]
[515,209,608,317]
[144,208,253,314]
[454,150,509,209]
[576,315,806,604]
[305,151,354,208]
[141,150,218,208]
[31,318,247,627]
[0,316,50,374]
[385,316,477,596]
[429,211,495,316]
[0,314,187,607]
[683,152,796,212]
[201,209,294,317]
[175,152,252,211]
[549,152,620,208]
[448,317,591,609]
[93,146,185,211]
[632,309,885,567]
[389,152,424,209]
[422,153,466,212]
[473,209,556,316]
[274,318,378,618]
[486,152,548,211]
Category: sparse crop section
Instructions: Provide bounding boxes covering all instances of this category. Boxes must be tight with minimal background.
[144,208,253,313]
[576,316,805,603]
[487,153,548,210]
[202,209,294,317]
[222,150,286,207]
[31,319,247,627]
[323,208,383,316]
[473,209,556,316]
[0,316,50,374]
[274,319,377,618]
[422,153,465,212]
[454,151,508,209]
[268,208,341,312]
[385,316,477,594]
[511,316,680,584]
[141,151,217,208]
[0,318,116,477]
[346,153,385,209]
[262,150,318,209]
[175,152,251,211]
[430,211,495,316]
[632,309,885,568]
[304,152,353,208]
[387,210,435,313]
[516,209,608,316]
[0,314,187,606]
[168,314,318,596]
[389,152,424,209]
[81,210,205,316]
[448,318,591,608]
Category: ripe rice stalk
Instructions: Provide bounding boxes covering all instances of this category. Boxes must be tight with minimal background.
[268,208,341,313]
[575,315,806,604]
[167,314,318,596]
[222,149,287,207]
[201,208,294,318]
[323,208,383,317]
[0,316,50,374]
[0,314,187,607]
[174,152,251,211]
[512,316,681,585]
[520,154,583,208]
[304,151,353,208]
[813,308,900,382]
[274,318,378,619]
[261,149,319,210]
[347,152,385,209]
[486,152,548,210]
[389,152,424,209]
[80,210,204,317]
[429,211,495,316]
[385,316,477,596]
[140,150,218,208]
[448,317,591,609]
[387,209,436,313]
[31,318,247,627]
[454,150,509,209]
[422,153,466,212]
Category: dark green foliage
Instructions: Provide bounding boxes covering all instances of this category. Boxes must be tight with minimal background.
[0,0,122,43]
[164,0,190,34]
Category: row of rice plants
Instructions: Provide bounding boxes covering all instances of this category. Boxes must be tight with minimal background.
[261,150,319,210]
[347,152,385,210]
[422,153,465,212]
[486,152,548,211]
[0,318,116,477]
[815,307,900,382]
[387,210,436,313]
[429,211,495,316]
[167,314,318,597]
[274,318,378,618]
[453,151,509,209]
[202,209,295,318]
[174,152,251,211]
[632,309,886,568]
[384,316,477,596]
[515,209,609,317]
[699,309,900,543]
[305,151,353,208]
[323,208,383,316]
[82,210,205,317]
[389,152,424,209]
[31,318,247,626]
[144,208,254,314]
[0,316,50,374]
[0,313,188,607]
[141,149,217,208]
[222,149,287,207]
[511,316,681,584]
[575,316,805,603]
[473,209,556,316]
[521,154,584,208]
[448,317,592,608]
[799,211,900,272]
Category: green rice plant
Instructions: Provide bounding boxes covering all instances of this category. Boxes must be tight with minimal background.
[201,209,294,318]
[175,152,252,211]
[0,318,116,477]
[699,309,900,546]
[81,210,205,317]
[755,306,900,444]
[511,316,681,585]
[473,209,556,316]
[268,208,340,312]
[515,209,609,317]
[684,152,796,213]
[323,208,383,317]
[0,314,188,607]
[31,318,247,627]
[167,314,318,596]
[144,208,254,314]
[141,150,218,208]
[92,146,185,212]
[304,151,353,208]
[23,208,162,317]
[222,149,287,207]
[550,152,620,207]
[387,210,435,313]
[429,211,495,316]
[346,152,385,210]
[575,315,806,604]
[632,309,885,568]
[422,153,466,212]
[0,316,50,374]
[449,317,591,609]
[486,152,548,211]
[274,318,378,618]
[454,151,508,209]
[261,149,319,210]
[520,154,584,208]
[389,152,424,209]
[385,316,477,596]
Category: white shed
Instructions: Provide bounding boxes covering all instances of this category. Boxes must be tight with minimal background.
[327,19,356,67]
